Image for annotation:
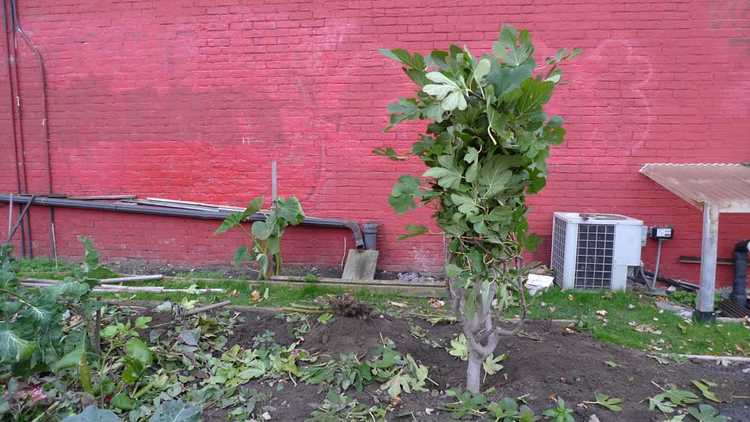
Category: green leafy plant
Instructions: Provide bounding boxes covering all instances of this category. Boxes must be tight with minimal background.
[487,397,537,422]
[301,352,373,393]
[305,391,386,422]
[317,313,334,325]
[61,405,120,422]
[648,386,700,414]
[448,333,469,360]
[348,338,429,399]
[583,393,622,412]
[0,238,105,375]
[378,25,578,392]
[686,404,727,422]
[443,389,488,419]
[482,353,506,380]
[303,273,320,283]
[541,398,574,422]
[379,354,428,398]
[216,196,304,279]
[150,400,202,422]
[691,379,721,403]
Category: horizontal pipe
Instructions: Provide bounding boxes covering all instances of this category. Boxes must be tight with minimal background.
[0,194,364,248]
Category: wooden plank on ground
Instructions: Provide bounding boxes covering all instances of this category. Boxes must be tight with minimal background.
[270,275,444,288]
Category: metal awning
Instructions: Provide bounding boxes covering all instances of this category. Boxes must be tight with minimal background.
[640,163,750,321]
[639,163,750,213]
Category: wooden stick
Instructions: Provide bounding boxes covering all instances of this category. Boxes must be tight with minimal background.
[270,275,444,288]
[99,275,163,284]
[67,195,136,200]
[21,281,222,294]
[24,275,164,284]
[145,197,244,212]
[184,300,231,316]
[93,285,223,294]
[6,193,12,241]
[167,276,446,298]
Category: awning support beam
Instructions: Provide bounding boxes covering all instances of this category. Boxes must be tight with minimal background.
[696,203,719,322]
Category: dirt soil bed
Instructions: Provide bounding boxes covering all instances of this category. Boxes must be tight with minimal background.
[194,309,749,421]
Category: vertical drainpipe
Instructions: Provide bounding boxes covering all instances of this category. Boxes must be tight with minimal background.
[696,203,719,322]
[2,0,28,256]
[363,223,378,250]
[15,3,55,261]
[731,240,748,309]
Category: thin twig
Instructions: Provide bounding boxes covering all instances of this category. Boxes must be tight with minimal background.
[0,288,40,309]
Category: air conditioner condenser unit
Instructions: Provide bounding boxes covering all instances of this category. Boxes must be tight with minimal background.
[551,212,644,291]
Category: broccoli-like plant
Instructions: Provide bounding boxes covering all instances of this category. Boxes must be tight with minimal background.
[0,237,106,373]
[216,196,304,279]
[377,25,578,392]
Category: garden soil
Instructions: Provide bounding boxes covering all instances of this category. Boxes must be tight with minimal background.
[198,310,749,421]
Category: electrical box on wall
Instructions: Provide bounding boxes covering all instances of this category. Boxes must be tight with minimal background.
[649,226,674,240]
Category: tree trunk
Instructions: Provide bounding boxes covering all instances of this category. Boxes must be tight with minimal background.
[466,349,483,394]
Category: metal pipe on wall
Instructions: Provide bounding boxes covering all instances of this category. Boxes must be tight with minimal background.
[2,0,28,256]
[13,0,55,260]
[731,240,749,309]
[0,194,367,249]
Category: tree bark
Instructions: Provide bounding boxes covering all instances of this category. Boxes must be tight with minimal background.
[466,349,484,394]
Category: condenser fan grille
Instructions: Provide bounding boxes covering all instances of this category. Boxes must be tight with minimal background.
[551,217,567,281]
[574,224,615,289]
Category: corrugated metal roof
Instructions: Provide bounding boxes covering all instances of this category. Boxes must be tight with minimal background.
[639,163,750,213]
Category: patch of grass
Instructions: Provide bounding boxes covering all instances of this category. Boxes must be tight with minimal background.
[99,278,414,311]
[15,258,76,279]
[525,288,750,356]
[15,259,416,310]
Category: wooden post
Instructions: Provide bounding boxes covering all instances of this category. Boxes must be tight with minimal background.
[696,203,719,322]
[271,160,277,202]
[6,193,12,241]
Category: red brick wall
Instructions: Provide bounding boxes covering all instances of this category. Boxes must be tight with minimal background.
[1,0,749,285]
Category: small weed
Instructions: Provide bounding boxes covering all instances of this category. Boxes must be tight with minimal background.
[317,313,334,324]
[669,291,697,308]
[443,389,488,419]
[542,398,574,422]
[486,397,537,422]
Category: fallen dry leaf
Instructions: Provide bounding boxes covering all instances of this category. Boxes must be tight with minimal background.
[428,298,445,309]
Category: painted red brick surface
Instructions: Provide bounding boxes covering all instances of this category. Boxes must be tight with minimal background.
[1,1,749,285]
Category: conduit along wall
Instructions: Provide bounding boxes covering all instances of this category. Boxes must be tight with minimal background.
[2,0,56,259]
[0,194,368,251]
